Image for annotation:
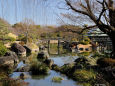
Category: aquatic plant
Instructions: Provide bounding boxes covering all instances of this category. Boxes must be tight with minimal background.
[30,62,49,75]
[52,76,63,83]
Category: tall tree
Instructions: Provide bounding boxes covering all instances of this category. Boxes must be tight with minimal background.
[64,0,115,57]
[13,19,36,43]
[0,18,10,42]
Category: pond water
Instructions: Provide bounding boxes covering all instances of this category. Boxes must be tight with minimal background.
[11,56,79,86]
[51,56,78,66]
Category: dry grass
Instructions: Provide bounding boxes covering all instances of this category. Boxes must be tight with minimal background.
[27,43,38,49]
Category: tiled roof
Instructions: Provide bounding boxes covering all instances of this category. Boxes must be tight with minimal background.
[87,28,108,36]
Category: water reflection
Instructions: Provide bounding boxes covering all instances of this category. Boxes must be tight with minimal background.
[31,73,50,80]
[25,70,77,86]
[11,56,79,86]
[51,56,78,66]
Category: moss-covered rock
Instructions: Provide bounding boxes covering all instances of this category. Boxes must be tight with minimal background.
[60,63,74,74]
[73,69,96,82]
[51,64,61,72]
[74,57,88,66]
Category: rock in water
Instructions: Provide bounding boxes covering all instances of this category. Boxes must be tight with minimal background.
[20,73,25,79]
[37,51,49,61]
[43,59,54,68]
[11,43,26,57]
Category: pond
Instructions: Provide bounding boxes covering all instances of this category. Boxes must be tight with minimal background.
[51,55,78,66]
[10,56,79,86]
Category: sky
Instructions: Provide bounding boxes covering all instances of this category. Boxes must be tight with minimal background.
[0,0,94,26]
[0,0,69,26]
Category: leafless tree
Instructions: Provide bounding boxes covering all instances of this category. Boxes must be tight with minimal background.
[21,19,35,44]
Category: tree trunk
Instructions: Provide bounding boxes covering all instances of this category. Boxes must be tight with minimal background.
[109,32,115,58]
[109,10,115,27]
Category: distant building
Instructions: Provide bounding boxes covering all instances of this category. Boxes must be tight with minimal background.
[77,44,92,52]
[87,28,112,53]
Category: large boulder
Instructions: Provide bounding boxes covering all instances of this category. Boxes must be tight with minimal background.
[11,43,26,57]
[0,51,19,68]
[5,51,18,59]
[37,51,49,61]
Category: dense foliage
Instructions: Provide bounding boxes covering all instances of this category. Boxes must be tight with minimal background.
[0,18,10,43]
[0,43,7,56]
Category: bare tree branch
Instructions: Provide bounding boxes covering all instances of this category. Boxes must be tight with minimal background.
[85,0,92,13]
[103,13,110,25]
[97,0,107,22]
[65,0,89,16]
[79,3,88,11]
[65,0,115,35]
[80,25,97,33]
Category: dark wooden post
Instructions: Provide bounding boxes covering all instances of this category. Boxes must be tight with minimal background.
[58,39,60,55]
[48,40,50,54]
